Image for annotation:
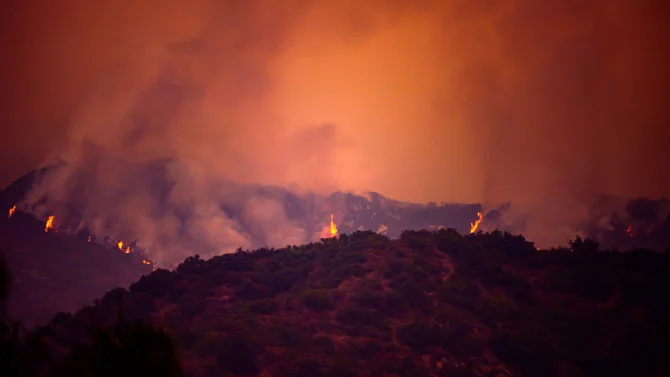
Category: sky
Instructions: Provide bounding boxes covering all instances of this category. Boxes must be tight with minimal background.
[1,0,669,255]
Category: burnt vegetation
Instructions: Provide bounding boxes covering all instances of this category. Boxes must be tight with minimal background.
[2,229,670,377]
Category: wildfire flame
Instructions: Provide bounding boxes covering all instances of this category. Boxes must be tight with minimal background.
[321,213,338,238]
[626,225,633,237]
[142,260,151,265]
[87,236,91,242]
[329,214,338,237]
[8,205,16,218]
[44,216,54,232]
[117,241,131,254]
[470,212,483,234]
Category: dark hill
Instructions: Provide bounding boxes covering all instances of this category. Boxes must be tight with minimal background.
[0,209,152,327]
[27,230,670,377]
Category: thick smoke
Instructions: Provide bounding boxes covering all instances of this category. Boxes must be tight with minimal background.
[3,0,670,256]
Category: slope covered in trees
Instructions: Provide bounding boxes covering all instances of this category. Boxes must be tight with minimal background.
[5,229,669,377]
[0,251,183,377]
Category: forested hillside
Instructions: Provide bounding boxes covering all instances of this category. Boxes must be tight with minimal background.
[5,230,668,377]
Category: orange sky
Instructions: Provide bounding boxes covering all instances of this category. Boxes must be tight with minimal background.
[1,0,668,208]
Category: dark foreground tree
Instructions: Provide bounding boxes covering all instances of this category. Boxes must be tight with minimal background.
[49,317,184,377]
[0,250,184,377]
[0,252,24,377]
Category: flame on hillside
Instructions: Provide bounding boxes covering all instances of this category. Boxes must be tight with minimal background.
[470,212,483,234]
[321,213,338,238]
[8,205,16,218]
[142,260,151,265]
[330,214,338,237]
[117,240,131,254]
[44,216,54,232]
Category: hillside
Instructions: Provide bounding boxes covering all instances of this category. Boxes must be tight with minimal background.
[0,210,153,327]
[26,230,670,377]
[0,167,670,326]
[0,166,482,327]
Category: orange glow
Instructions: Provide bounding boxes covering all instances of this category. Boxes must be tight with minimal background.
[142,259,151,265]
[470,212,483,234]
[117,240,124,250]
[2,1,668,255]
[8,205,16,218]
[44,216,54,232]
[87,236,91,242]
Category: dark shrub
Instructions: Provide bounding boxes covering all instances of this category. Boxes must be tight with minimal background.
[335,305,385,327]
[129,269,178,299]
[300,290,334,311]
[235,282,265,300]
[352,289,385,310]
[322,359,358,377]
[438,362,477,377]
[212,332,262,376]
[345,339,383,360]
[439,279,481,310]
[249,299,279,315]
[396,322,437,353]
[264,259,282,272]
[178,295,206,319]
[330,263,366,279]
[312,335,335,353]
[220,252,256,272]
[176,255,205,275]
[384,258,406,278]
[504,277,536,305]
[129,292,157,318]
[490,330,557,377]
[395,280,431,308]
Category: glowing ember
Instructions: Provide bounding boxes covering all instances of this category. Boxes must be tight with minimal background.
[329,214,338,237]
[626,225,633,237]
[470,212,483,234]
[8,205,16,218]
[87,236,91,242]
[44,216,54,232]
[142,260,151,265]
[125,246,131,254]
[117,240,124,250]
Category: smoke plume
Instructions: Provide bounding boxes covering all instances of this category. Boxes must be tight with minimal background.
[3,0,669,259]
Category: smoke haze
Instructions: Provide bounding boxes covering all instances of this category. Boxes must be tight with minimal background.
[2,0,669,259]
